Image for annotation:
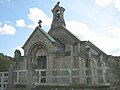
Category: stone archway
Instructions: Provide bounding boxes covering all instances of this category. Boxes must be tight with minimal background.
[28,42,47,69]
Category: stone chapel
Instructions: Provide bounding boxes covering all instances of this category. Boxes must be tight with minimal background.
[7,2,120,90]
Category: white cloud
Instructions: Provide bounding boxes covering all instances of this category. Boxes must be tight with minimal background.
[95,0,112,7]
[66,21,120,56]
[28,7,52,27]
[94,0,120,12]
[114,0,120,11]
[0,22,1,26]
[66,21,97,41]
[111,48,120,56]
[0,24,16,35]
[16,19,26,27]
[110,27,120,38]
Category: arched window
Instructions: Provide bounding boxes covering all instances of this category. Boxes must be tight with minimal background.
[36,56,47,69]
[55,10,60,19]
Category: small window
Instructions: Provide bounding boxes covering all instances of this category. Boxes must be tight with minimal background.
[37,56,47,69]
[55,10,60,19]
[85,60,89,68]
[4,78,8,82]
[41,78,46,83]
[16,71,27,83]
[86,77,92,84]
[30,58,32,62]
[41,71,46,76]
[65,51,71,56]
[19,72,26,76]
[85,70,89,76]
[4,73,8,76]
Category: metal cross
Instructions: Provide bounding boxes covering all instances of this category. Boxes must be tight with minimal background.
[57,1,60,5]
[38,20,42,28]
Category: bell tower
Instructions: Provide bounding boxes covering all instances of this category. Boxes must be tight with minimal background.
[51,2,66,28]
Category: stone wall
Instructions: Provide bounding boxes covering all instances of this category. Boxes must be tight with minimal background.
[108,56,120,89]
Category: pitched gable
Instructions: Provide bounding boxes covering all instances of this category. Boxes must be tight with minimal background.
[22,26,58,50]
[86,41,107,56]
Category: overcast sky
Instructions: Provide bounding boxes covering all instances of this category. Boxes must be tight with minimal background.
[0,0,120,57]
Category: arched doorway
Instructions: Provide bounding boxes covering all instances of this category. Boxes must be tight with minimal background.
[28,42,47,83]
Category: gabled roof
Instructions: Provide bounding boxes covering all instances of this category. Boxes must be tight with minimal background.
[48,26,80,45]
[22,26,59,49]
[86,41,107,56]
[38,27,57,43]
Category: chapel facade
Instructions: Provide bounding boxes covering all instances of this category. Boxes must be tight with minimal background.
[7,2,120,90]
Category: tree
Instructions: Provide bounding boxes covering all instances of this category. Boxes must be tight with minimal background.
[0,53,13,72]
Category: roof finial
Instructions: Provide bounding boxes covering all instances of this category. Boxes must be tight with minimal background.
[38,20,42,28]
[57,1,60,5]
